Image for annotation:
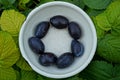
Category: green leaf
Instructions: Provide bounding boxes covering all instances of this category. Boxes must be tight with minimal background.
[56,0,85,9]
[97,34,120,63]
[0,25,1,31]
[80,61,120,80]
[37,75,45,80]
[0,31,20,68]
[111,25,120,36]
[95,0,120,35]
[92,17,105,39]
[40,0,54,4]
[20,70,37,80]
[105,0,120,36]
[79,0,85,9]
[0,49,20,68]
[38,74,59,80]
[19,0,30,5]
[0,9,25,36]
[16,55,32,71]
[112,65,120,80]
[0,0,7,5]
[18,0,30,10]
[37,73,85,80]
[66,76,85,80]
[95,12,111,31]
[0,0,16,9]
[86,8,104,16]
[22,9,32,16]
[80,61,113,80]
[0,0,16,5]
[13,36,19,46]
[15,70,20,80]
[93,0,120,63]
[37,74,57,80]
[0,67,16,80]
[83,0,112,9]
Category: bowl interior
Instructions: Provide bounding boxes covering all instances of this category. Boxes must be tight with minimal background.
[19,1,97,78]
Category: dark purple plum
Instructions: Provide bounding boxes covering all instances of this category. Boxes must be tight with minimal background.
[39,52,57,66]
[68,22,81,40]
[28,37,44,54]
[35,21,50,38]
[71,40,84,57]
[57,52,74,68]
[50,15,69,29]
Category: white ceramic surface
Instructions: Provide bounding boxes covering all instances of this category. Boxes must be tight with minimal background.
[19,1,97,79]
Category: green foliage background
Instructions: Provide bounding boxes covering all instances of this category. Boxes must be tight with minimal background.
[0,0,120,80]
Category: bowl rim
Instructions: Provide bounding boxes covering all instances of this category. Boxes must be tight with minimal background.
[19,1,97,79]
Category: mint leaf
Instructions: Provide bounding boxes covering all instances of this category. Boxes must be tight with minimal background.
[83,0,112,9]
[112,65,120,79]
[0,49,20,68]
[80,61,113,80]
[86,9,104,16]
[105,0,120,36]
[95,0,120,35]
[37,74,56,80]
[95,12,111,31]
[74,0,85,9]
[0,67,16,80]
[16,55,32,71]
[92,17,105,39]
[56,0,85,9]
[20,70,37,80]
[0,10,25,36]
[0,0,16,5]
[37,74,85,80]
[15,70,20,80]
[93,0,120,63]
[0,31,20,68]
[0,0,16,9]
[80,61,120,80]
[97,34,120,63]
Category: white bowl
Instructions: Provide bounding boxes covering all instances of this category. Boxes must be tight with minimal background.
[19,1,97,79]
